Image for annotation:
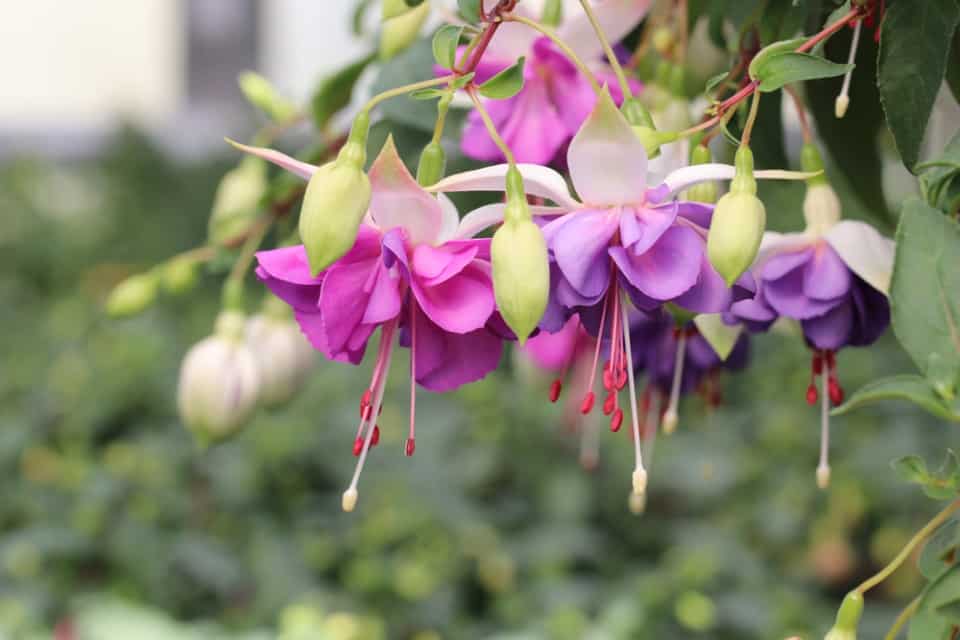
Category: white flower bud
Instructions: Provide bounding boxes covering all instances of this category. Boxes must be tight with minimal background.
[177,311,260,441]
[803,183,842,236]
[246,311,315,408]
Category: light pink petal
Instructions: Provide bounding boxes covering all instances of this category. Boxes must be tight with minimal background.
[368,136,445,245]
[559,0,652,60]
[226,140,318,180]
[434,193,462,245]
[654,165,816,203]
[455,203,567,239]
[521,314,583,372]
[567,89,648,206]
[430,164,578,209]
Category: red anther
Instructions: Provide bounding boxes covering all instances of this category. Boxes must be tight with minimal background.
[352,437,363,456]
[361,405,372,421]
[614,369,627,391]
[806,383,818,405]
[812,353,823,375]
[371,425,381,446]
[602,365,614,391]
[825,350,836,369]
[828,379,844,405]
[610,408,624,432]
[405,437,416,457]
[360,389,372,409]
[549,379,562,403]
[580,391,595,415]
[602,392,616,416]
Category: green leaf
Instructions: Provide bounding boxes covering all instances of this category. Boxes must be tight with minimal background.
[752,51,852,92]
[908,607,954,640]
[371,39,445,131]
[891,198,960,387]
[919,519,960,580]
[923,564,960,624]
[747,37,805,80]
[920,131,960,213]
[893,455,931,484]
[432,25,464,70]
[946,28,960,103]
[450,72,475,90]
[877,0,960,170]
[831,375,960,422]
[458,0,481,23]
[478,57,526,99]
[310,54,375,129]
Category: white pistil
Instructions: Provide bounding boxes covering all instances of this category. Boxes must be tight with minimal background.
[620,298,647,497]
[662,332,687,435]
[343,321,397,512]
[817,363,831,490]
[835,20,862,118]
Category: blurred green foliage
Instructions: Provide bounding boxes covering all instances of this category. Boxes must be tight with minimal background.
[0,130,954,639]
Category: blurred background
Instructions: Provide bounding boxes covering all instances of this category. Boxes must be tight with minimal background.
[0,1,957,639]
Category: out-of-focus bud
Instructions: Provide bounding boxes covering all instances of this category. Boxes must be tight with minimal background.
[382,0,415,20]
[652,27,674,55]
[106,272,158,318]
[653,99,692,133]
[491,166,549,345]
[621,97,655,128]
[416,141,446,187]
[208,159,268,246]
[300,113,371,275]
[707,146,766,286]
[238,71,298,122]
[683,144,718,203]
[246,299,315,408]
[824,591,863,640]
[177,310,260,442]
[380,1,431,60]
[541,0,563,26]
[161,257,200,295]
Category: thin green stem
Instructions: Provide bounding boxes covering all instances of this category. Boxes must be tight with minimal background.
[578,0,633,99]
[467,88,515,165]
[505,14,601,95]
[361,75,457,115]
[740,89,761,147]
[884,597,921,640]
[856,499,960,595]
[432,94,452,145]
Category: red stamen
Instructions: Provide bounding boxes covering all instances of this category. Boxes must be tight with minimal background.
[580,392,596,415]
[405,437,416,457]
[812,353,823,376]
[610,408,623,432]
[828,379,844,405]
[549,379,562,403]
[603,392,616,416]
[602,363,614,391]
[806,383,818,405]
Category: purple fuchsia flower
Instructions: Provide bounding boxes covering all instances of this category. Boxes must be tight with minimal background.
[239,137,511,511]
[447,0,647,165]
[728,169,894,489]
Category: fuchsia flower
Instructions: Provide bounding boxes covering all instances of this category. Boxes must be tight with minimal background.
[451,0,648,164]
[239,138,509,510]
[728,179,894,488]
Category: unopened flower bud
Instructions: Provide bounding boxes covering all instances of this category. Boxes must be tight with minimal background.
[653,98,692,133]
[382,0,414,20]
[684,145,718,203]
[299,113,371,275]
[652,27,674,55]
[246,302,315,408]
[707,146,765,286]
[491,167,549,345]
[621,97,655,128]
[416,140,446,187]
[177,310,260,442]
[541,0,563,26]
[824,591,863,640]
[208,159,268,246]
[106,272,158,318]
[161,258,199,295]
[804,184,842,235]
[379,1,430,60]
[237,71,297,122]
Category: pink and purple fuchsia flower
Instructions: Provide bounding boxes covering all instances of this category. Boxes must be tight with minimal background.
[450,0,648,165]
[241,137,513,510]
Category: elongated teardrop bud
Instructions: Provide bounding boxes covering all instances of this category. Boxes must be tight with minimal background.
[380,1,431,60]
[106,272,159,318]
[706,146,766,286]
[416,141,446,187]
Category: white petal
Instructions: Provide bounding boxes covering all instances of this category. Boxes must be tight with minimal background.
[646,137,690,186]
[825,219,895,295]
[559,0,652,60]
[434,193,461,244]
[368,136,445,245]
[567,88,648,206]
[656,164,818,202]
[226,139,318,180]
[454,203,567,239]
[755,231,812,267]
[429,164,579,209]
[693,313,742,361]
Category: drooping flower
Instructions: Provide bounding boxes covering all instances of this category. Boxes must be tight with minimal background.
[728,146,894,489]
[448,0,648,165]
[240,137,507,511]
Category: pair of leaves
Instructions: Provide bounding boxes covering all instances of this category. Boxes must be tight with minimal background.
[748,37,853,92]
[431,25,526,99]
[878,0,960,171]
[892,452,960,500]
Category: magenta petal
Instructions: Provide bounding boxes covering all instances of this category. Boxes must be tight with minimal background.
[522,315,582,372]
[361,263,403,325]
[412,243,479,287]
[620,203,678,255]
[802,300,854,350]
[319,257,386,355]
[411,262,495,334]
[551,209,619,298]
[610,225,703,301]
[255,245,318,285]
[413,310,503,392]
[294,311,367,364]
[803,243,852,301]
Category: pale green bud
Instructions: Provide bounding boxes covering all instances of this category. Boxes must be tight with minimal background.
[492,167,549,344]
[824,592,863,640]
[238,71,297,122]
[208,159,267,246]
[621,97,656,128]
[161,258,199,295]
[379,1,431,61]
[416,141,446,187]
[246,304,315,409]
[652,27,674,55]
[541,0,563,26]
[382,0,416,20]
[177,311,260,442]
[683,144,718,203]
[706,147,765,286]
[299,114,371,275]
[652,98,692,132]
[106,272,158,318]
